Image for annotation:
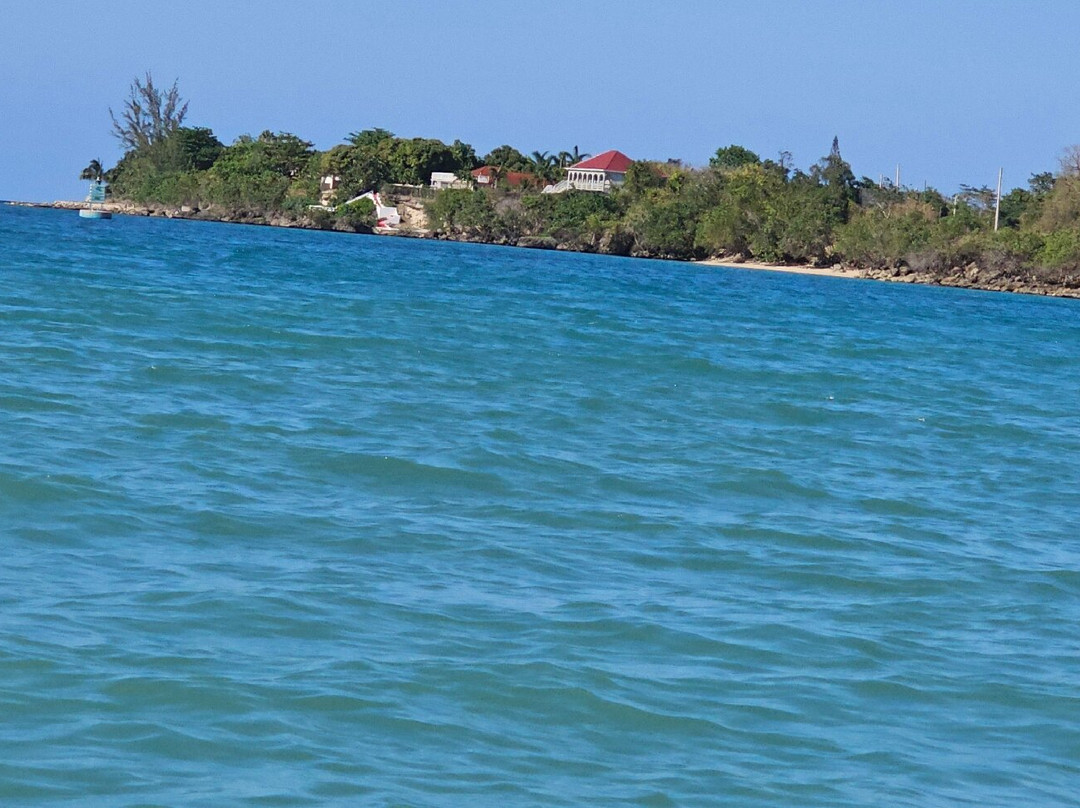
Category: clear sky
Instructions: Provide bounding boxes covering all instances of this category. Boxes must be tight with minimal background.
[2,0,1078,202]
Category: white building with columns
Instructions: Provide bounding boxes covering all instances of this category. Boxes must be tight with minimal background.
[544,150,633,194]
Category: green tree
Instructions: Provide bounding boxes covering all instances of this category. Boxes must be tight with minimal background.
[426,188,499,235]
[169,127,224,171]
[252,131,315,177]
[1029,172,1056,195]
[625,192,698,257]
[203,137,295,209]
[449,139,479,172]
[809,137,857,226]
[998,188,1033,229]
[565,145,590,165]
[335,197,376,231]
[1038,175,1080,232]
[709,144,760,170]
[833,200,937,267]
[482,145,530,171]
[337,149,390,199]
[385,138,458,185]
[695,163,785,259]
[622,161,668,196]
[347,128,395,149]
[530,151,558,181]
[79,159,104,181]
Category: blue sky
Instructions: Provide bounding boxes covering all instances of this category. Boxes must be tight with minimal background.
[2,0,1078,201]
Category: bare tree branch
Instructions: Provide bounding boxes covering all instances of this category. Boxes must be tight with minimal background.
[109,72,189,152]
[1060,145,1080,177]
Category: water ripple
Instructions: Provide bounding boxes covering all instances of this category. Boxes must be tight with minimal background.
[1,207,1079,806]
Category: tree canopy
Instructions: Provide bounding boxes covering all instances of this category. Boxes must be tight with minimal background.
[709,145,761,170]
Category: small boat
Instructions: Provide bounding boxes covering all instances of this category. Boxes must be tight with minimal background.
[79,179,112,220]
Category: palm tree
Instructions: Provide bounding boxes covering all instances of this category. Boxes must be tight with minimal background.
[79,159,104,181]
[556,151,573,169]
[530,150,557,182]
[568,145,590,164]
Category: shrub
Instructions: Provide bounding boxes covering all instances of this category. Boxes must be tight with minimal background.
[335,197,376,231]
[833,200,936,267]
[1036,228,1080,268]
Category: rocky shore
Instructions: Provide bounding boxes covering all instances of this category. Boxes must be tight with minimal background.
[699,256,1080,299]
[12,200,1080,300]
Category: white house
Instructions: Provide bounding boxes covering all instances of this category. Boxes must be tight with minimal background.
[319,174,342,205]
[430,171,469,190]
[544,150,633,194]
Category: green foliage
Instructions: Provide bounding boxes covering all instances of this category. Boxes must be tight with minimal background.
[529,151,559,182]
[1038,176,1080,232]
[204,137,295,209]
[557,145,590,167]
[710,145,760,170]
[482,145,531,172]
[334,148,390,201]
[347,128,395,149]
[449,139,479,172]
[306,206,333,229]
[335,197,376,230]
[1036,227,1080,268]
[251,131,315,177]
[79,159,104,181]
[1029,172,1056,195]
[626,193,698,257]
[97,91,1080,283]
[695,163,785,258]
[832,200,937,267]
[521,191,621,237]
[168,127,224,171]
[426,189,498,235]
[325,132,479,196]
[623,161,668,196]
[385,138,459,185]
[998,188,1033,229]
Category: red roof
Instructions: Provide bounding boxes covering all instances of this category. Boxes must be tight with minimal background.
[570,150,633,172]
[471,166,542,187]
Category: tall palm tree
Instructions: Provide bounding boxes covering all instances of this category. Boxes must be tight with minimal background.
[568,145,590,164]
[79,159,104,181]
[556,151,573,169]
[530,151,557,182]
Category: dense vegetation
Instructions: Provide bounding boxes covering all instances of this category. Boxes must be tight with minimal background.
[95,75,1080,282]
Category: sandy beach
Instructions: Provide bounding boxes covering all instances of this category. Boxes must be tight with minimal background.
[694,258,856,279]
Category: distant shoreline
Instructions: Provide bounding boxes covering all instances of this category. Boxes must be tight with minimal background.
[9,200,1080,300]
[694,258,852,278]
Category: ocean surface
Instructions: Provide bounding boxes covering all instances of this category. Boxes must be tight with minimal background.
[1,205,1078,807]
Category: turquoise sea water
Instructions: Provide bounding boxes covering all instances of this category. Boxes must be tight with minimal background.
[1,205,1078,807]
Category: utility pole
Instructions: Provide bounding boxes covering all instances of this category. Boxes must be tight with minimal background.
[895,164,901,190]
[994,167,1003,231]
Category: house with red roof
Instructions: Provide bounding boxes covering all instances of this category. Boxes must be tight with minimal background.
[545,150,633,194]
[472,166,543,189]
